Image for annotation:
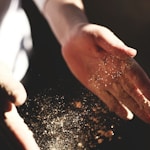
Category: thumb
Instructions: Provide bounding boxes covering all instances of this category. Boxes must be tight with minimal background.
[96,26,137,58]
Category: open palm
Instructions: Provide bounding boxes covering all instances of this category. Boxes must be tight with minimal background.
[62,24,150,123]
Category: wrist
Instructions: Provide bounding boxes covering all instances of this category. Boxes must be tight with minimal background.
[43,0,89,46]
[62,22,89,47]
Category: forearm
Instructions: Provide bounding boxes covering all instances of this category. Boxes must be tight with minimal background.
[42,0,88,46]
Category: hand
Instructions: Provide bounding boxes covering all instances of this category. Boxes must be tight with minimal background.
[2,103,40,150]
[62,24,150,123]
[0,62,39,149]
[0,62,26,109]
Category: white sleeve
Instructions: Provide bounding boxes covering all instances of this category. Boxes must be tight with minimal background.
[32,0,47,12]
[0,0,32,81]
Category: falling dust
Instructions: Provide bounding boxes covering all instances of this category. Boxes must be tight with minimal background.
[18,87,122,150]
[88,55,124,90]
[88,55,135,92]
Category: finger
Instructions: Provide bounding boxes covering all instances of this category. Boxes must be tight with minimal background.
[0,62,27,106]
[121,78,150,114]
[7,79,27,106]
[96,26,137,58]
[125,60,150,99]
[97,90,133,120]
[0,77,27,106]
[0,117,24,149]
[109,83,150,124]
[4,103,40,150]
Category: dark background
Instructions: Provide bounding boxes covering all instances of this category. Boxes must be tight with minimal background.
[19,0,150,150]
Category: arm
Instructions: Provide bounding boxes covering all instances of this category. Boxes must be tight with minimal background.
[43,0,88,45]
[34,0,136,56]
[33,0,150,124]
[33,0,88,45]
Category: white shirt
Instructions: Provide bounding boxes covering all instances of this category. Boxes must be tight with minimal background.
[0,0,32,81]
